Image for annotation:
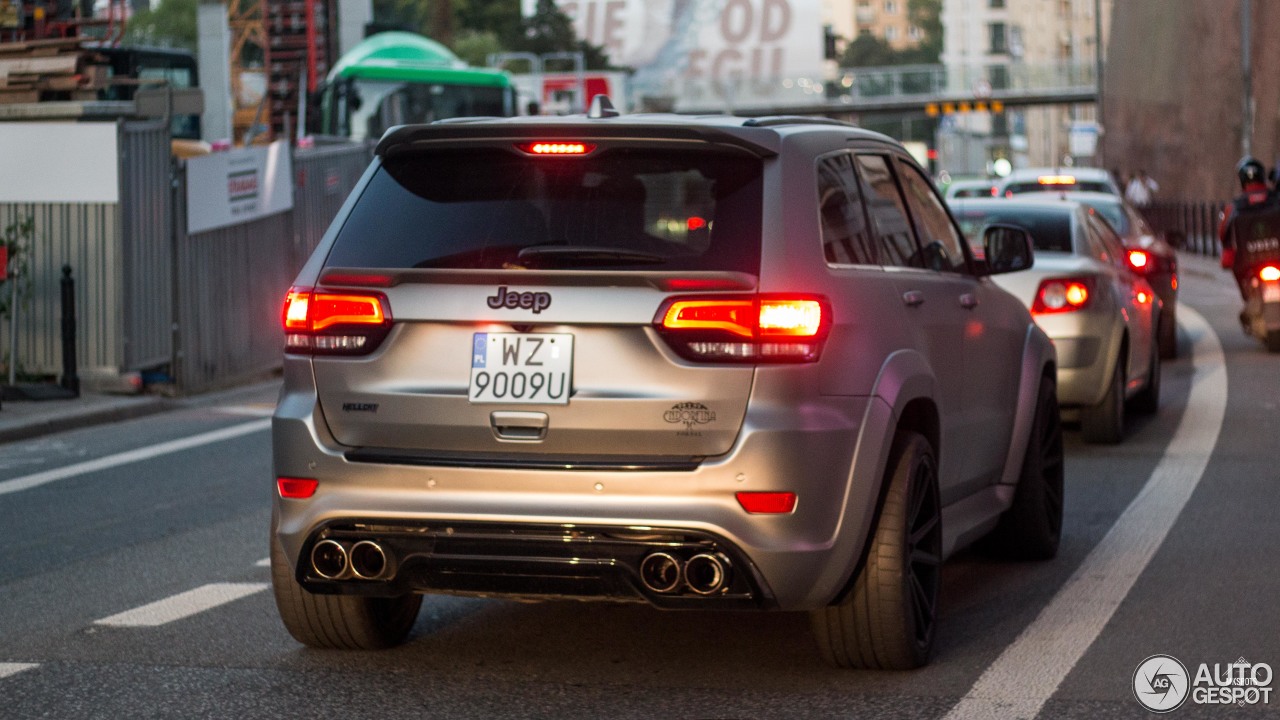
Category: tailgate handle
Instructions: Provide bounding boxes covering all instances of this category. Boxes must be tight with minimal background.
[491,411,549,441]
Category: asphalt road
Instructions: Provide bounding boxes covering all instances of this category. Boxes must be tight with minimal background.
[0,254,1275,719]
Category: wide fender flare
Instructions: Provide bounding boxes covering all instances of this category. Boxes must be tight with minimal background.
[811,349,941,605]
[999,324,1057,486]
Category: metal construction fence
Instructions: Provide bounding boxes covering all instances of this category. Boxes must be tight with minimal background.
[170,140,373,395]
[0,123,372,395]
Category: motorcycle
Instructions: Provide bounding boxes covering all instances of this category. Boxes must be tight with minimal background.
[1223,217,1280,352]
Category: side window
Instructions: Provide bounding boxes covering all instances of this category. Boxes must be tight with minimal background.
[1093,215,1130,268]
[1080,214,1112,263]
[817,153,878,265]
[895,158,968,272]
[855,154,922,268]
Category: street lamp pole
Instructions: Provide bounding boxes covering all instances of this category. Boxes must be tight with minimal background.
[1094,0,1104,164]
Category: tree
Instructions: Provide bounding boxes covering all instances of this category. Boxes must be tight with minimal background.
[506,0,611,70]
[838,0,943,68]
[123,0,197,50]
[840,34,898,68]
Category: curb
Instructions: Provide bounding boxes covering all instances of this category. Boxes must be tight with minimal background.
[0,396,174,445]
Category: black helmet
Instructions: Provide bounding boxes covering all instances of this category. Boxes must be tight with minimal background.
[1237,156,1266,186]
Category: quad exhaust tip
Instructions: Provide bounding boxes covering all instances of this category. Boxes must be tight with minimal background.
[310,539,349,580]
[639,551,732,596]
[310,539,391,581]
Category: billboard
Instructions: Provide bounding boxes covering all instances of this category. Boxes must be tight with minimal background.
[522,0,826,112]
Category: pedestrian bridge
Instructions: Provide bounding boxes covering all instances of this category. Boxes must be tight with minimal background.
[669,61,1098,117]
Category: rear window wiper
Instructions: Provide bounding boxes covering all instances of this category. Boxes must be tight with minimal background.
[516,245,666,267]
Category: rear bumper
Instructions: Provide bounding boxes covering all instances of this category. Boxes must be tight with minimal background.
[1033,311,1118,407]
[272,364,888,612]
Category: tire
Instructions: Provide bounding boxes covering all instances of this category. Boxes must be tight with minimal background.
[270,535,422,650]
[1157,308,1178,359]
[810,431,941,670]
[1129,343,1161,415]
[983,377,1064,560]
[1266,330,1280,353]
[1081,353,1125,444]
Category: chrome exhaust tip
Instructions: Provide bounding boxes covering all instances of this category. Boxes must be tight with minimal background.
[684,553,730,595]
[311,539,349,580]
[349,540,389,580]
[639,552,682,594]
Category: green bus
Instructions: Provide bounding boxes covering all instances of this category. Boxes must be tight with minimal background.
[318,32,517,141]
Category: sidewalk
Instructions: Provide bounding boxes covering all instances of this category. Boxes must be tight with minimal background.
[0,375,282,445]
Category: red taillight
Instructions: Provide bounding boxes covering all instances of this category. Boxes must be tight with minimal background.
[655,295,831,363]
[1127,249,1151,273]
[1031,278,1092,314]
[1261,265,1280,282]
[282,286,392,355]
[736,491,797,514]
[517,141,596,156]
[277,477,318,499]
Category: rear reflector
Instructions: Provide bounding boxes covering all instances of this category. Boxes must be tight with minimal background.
[1261,265,1280,282]
[656,294,832,363]
[277,477,318,499]
[736,492,797,514]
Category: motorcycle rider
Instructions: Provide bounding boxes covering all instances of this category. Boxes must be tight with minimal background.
[1218,156,1278,302]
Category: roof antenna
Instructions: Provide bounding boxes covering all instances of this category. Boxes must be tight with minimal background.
[588,95,621,119]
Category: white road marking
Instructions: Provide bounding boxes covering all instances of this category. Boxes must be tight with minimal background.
[0,419,270,497]
[0,663,38,680]
[254,557,271,567]
[215,404,277,417]
[943,306,1227,720]
[95,583,269,627]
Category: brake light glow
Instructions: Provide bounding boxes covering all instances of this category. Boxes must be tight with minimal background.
[735,491,797,514]
[1032,278,1092,314]
[277,477,319,499]
[1127,249,1151,272]
[282,286,392,355]
[1261,265,1280,282]
[1038,175,1077,186]
[518,141,596,155]
[656,294,832,363]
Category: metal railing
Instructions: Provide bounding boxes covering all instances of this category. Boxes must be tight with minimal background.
[1141,201,1226,257]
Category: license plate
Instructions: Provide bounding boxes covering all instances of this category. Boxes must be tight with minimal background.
[469,333,573,404]
[1264,282,1280,302]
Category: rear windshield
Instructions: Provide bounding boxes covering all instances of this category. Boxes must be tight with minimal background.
[326,147,763,274]
[952,206,1075,253]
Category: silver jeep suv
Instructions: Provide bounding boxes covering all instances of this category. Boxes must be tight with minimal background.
[270,108,1061,669]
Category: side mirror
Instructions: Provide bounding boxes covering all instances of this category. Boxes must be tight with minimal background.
[981,223,1035,275]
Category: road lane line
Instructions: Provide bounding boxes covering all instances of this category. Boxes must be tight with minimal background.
[0,663,38,680]
[95,583,269,627]
[0,419,270,497]
[943,306,1227,720]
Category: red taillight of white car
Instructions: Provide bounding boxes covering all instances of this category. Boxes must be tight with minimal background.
[282,286,392,355]
[1031,278,1093,314]
[655,294,832,363]
[1260,265,1280,282]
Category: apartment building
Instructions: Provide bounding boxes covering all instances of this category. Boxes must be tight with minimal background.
[825,0,927,55]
